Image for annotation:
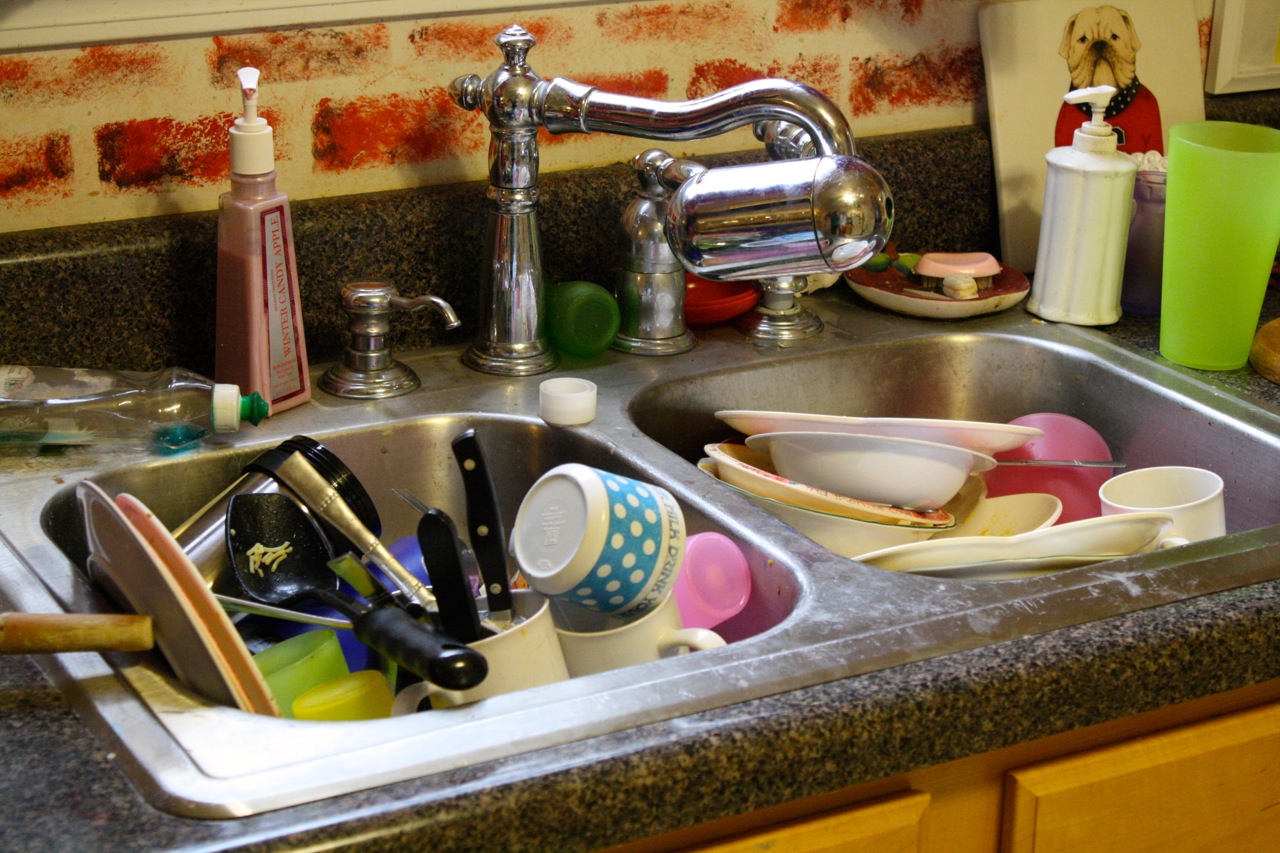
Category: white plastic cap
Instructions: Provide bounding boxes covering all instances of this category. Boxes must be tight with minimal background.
[230,67,275,175]
[539,377,597,426]
[211,383,242,432]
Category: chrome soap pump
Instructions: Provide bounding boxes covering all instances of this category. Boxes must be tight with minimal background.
[1028,85,1138,326]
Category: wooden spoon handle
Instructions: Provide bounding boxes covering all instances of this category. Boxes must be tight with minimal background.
[0,612,154,654]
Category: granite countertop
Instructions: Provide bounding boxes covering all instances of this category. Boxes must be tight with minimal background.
[2,296,1280,853]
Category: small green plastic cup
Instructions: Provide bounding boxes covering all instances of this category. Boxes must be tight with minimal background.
[253,629,349,719]
[547,280,621,359]
[1160,121,1280,370]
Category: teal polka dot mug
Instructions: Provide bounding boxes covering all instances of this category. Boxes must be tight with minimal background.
[513,463,686,618]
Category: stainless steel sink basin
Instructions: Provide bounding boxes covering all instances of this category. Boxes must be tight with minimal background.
[2,293,1278,818]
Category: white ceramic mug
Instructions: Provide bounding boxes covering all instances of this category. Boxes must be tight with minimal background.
[553,592,725,678]
[392,590,568,712]
[512,463,686,618]
[1099,466,1226,545]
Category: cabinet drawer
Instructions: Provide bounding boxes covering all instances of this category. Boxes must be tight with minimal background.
[686,789,929,853]
[1005,701,1280,852]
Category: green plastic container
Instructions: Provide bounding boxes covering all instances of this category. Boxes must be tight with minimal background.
[253,629,349,719]
[547,280,621,359]
[1160,121,1280,370]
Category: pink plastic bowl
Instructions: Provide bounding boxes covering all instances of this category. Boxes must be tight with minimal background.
[983,413,1113,524]
[673,532,752,630]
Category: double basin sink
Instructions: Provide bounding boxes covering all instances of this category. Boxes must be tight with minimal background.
[2,292,1279,818]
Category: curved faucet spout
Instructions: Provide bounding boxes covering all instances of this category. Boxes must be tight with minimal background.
[538,78,855,158]
[448,24,886,374]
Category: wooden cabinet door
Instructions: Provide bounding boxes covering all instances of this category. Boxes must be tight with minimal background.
[1004,701,1280,852]
[687,789,930,853]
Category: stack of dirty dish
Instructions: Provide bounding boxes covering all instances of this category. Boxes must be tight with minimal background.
[703,410,1050,558]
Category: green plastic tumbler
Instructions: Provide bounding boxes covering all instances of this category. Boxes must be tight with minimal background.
[253,629,349,719]
[1160,121,1280,370]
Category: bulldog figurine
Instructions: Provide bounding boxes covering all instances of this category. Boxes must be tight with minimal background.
[1053,5,1164,154]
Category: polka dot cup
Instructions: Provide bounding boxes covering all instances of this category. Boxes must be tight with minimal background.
[512,463,686,618]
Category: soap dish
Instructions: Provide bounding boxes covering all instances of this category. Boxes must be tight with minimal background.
[846,249,1029,319]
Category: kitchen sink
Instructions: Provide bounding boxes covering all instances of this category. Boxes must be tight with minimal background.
[2,292,1279,818]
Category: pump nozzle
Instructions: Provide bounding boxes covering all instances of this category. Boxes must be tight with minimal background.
[229,66,274,175]
[1064,85,1116,131]
[237,67,262,125]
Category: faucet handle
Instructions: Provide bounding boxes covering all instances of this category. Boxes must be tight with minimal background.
[495,24,536,69]
[449,74,483,111]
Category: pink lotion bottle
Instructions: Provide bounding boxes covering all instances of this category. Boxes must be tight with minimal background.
[215,66,311,415]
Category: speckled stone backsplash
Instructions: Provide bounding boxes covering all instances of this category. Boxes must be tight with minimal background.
[1,88,1277,377]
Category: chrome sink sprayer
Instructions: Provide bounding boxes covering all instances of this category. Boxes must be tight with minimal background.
[450,25,893,374]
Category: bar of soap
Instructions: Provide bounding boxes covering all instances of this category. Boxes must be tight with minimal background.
[916,252,1000,291]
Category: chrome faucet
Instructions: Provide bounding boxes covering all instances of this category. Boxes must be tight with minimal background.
[449,25,892,373]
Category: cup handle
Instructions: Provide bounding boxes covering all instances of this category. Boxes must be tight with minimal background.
[1157,535,1191,550]
[659,627,727,656]
[391,681,441,715]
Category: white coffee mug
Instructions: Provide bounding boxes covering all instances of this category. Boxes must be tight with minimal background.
[392,590,568,712]
[1099,466,1226,545]
[554,592,725,678]
[512,463,686,618]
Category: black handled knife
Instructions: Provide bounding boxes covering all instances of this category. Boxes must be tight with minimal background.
[451,429,514,627]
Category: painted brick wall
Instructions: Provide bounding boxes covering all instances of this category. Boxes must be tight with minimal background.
[0,0,1212,235]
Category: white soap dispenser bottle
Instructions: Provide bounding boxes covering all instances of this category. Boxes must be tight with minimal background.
[215,67,311,415]
[1028,85,1138,326]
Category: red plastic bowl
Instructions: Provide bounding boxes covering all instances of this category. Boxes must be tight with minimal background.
[685,275,759,325]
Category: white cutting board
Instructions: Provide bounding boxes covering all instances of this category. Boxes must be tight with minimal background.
[979,0,1206,273]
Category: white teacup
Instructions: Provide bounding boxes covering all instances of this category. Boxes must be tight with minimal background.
[392,590,568,712]
[1099,466,1226,546]
[553,592,725,678]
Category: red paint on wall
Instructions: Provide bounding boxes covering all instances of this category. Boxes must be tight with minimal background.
[1198,15,1213,72]
[408,19,569,61]
[687,59,766,99]
[95,111,280,189]
[0,133,73,197]
[776,0,924,33]
[769,55,842,85]
[0,45,166,105]
[597,3,744,42]
[849,45,983,116]
[776,0,851,32]
[210,27,390,83]
[581,69,670,100]
[312,88,481,172]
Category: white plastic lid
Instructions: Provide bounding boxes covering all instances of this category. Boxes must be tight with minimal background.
[511,463,609,595]
[211,383,241,432]
[230,67,275,176]
[539,377,597,426]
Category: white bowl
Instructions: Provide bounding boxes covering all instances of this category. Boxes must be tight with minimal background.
[703,442,955,528]
[715,410,1041,455]
[746,431,996,510]
[698,460,941,556]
